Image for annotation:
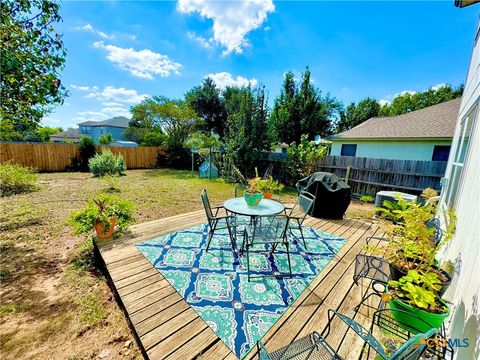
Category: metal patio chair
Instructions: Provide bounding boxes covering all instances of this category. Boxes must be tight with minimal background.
[353,254,390,311]
[284,191,316,251]
[201,188,236,252]
[258,331,341,360]
[321,309,439,360]
[241,215,291,281]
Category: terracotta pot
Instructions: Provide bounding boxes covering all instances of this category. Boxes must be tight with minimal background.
[263,191,273,199]
[94,217,116,238]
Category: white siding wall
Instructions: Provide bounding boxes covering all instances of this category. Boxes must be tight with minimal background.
[439,21,480,359]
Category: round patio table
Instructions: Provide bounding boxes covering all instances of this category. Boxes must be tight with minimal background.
[223,197,285,216]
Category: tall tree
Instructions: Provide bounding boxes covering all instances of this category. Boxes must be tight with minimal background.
[269,71,300,144]
[224,86,271,172]
[185,77,227,137]
[379,84,463,116]
[1,0,68,135]
[270,67,341,143]
[335,97,380,132]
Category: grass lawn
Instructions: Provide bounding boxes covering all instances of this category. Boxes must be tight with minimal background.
[0,168,373,359]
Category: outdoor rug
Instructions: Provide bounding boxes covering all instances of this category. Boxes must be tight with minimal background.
[135,222,346,359]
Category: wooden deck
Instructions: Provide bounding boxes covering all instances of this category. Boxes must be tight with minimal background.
[94,210,385,360]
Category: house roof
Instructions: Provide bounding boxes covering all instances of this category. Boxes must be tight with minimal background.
[78,116,130,128]
[332,98,461,140]
[50,128,80,139]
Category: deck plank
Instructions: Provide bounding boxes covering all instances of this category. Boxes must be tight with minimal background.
[94,209,381,360]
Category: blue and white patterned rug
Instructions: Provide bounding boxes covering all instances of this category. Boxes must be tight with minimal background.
[135,223,346,358]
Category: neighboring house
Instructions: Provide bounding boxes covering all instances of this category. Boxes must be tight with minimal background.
[439,19,479,359]
[329,98,461,161]
[78,116,130,143]
[50,128,80,143]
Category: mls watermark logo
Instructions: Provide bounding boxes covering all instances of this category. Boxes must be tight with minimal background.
[417,337,469,350]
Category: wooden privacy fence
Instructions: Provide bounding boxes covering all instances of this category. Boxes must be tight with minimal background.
[0,143,166,172]
[314,155,447,197]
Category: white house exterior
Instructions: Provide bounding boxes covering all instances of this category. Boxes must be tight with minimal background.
[329,99,460,161]
[438,20,479,359]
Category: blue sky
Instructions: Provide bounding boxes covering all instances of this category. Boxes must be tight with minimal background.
[44,1,479,129]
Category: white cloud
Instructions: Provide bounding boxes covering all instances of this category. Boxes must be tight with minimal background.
[431,83,447,91]
[74,24,115,39]
[396,90,417,97]
[71,84,98,92]
[264,26,271,32]
[187,31,214,49]
[206,72,258,89]
[94,41,182,79]
[378,99,390,106]
[71,85,148,104]
[177,0,275,55]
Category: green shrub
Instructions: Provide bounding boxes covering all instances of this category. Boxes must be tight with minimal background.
[78,136,96,171]
[0,163,38,196]
[359,195,374,203]
[88,149,126,177]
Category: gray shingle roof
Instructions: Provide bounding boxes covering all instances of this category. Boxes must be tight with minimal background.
[78,116,130,128]
[50,128,80,139]
[332,98,461,140]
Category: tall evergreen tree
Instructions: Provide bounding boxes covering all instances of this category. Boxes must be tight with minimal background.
[335,97,380,132]
[269,67,341,144]
[185,77,227,137]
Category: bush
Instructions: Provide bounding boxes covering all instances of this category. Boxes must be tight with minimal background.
[0,162,38,196]
[359,195,374,203]
[78,136,96,171]
[88,149,126,177]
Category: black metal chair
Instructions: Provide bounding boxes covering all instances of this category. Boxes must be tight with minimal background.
[258,331,341,360]
[241,215,291,281]
[284,191,316,251]
[201,188,236,252]
[353,254,390,311]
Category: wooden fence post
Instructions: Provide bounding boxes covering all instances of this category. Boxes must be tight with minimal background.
[345,165,351,184]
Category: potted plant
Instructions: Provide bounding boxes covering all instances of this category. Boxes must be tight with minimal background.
[368,192,456,294]
[384,270,451,333]
[68,194,135,238]
[257,176,284,199]
[244,176,263,206]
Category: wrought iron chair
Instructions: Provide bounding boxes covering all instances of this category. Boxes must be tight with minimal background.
[257,332,341,360]
[321,309,439,360]
[284,191,316,251]
[241,215,291,281]
[353,254,390,311]
[201,188,236,252]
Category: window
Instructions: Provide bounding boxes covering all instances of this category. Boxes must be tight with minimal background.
[443,101,478,207]
[81,126,92,135]
[432,145,451,161]
[341,144,357,156]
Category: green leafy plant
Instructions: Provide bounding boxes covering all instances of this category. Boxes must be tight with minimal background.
[359,195,374,203]
[88,149,126,177]
[367,193,456,276]
[0,162,38,196]
[284,134,328,184]
[257,176,284,193]
[68,194,134,236]
[98,133,113,145]
[387,270,447,313]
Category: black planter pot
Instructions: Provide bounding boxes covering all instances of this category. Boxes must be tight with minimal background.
[388,262,452,296]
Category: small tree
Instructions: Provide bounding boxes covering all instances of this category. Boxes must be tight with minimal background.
[77,136,96,171]
[186,132,222,178]
[98,133,113,145]
[284,134,328,184]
